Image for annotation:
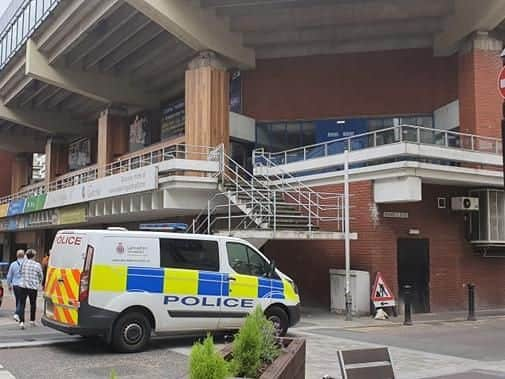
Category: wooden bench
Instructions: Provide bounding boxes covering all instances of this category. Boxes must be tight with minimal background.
[337,347,395,379]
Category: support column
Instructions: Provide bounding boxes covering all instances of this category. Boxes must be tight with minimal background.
[458,31,503,137]
[11,154,31,193]
[45,138,68,187]
[97,107,128,177]
[185,51,230,153]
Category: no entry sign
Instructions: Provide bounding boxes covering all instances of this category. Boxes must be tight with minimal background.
[498,66,505,99]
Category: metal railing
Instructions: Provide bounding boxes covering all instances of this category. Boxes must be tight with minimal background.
[104,143,216,176]
[253,124,503,167]
[187,145,344,235]
[0,181,46,204]
[0,142,216,205]
[47,164,98,191]
[0,0,60,70]
[254,153,346,232]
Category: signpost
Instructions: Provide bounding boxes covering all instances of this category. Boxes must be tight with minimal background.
[371,272,396,309]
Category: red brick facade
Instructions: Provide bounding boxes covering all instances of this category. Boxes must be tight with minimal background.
[263,182,505,312]
[0,151,13,197]
[243,48,457,121]
[458,47,502,137]
[245,47,505,312]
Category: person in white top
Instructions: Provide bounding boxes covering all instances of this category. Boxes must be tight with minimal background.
[18,249,43,329]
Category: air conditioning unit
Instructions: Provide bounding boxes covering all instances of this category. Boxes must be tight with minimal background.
[451,197,479,211]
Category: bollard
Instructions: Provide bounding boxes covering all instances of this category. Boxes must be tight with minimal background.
[403,285,413,326]
[467,283,476,321]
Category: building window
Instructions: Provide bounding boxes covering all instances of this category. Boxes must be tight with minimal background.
[256,114,434,152]
[160,238,219,271]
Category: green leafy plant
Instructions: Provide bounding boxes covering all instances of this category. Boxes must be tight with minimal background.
[189,334,228,379]
[252,306,281,364]
[230,306,281,378]
[109,369,118,379]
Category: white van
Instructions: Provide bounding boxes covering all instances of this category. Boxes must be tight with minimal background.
[42,229,300,352]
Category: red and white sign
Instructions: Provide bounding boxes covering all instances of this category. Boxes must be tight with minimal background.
[371,272,396,308]
[498,66,505,99]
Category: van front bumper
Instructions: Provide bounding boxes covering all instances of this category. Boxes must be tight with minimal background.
[41,316,105,336]
[287,304,301,327]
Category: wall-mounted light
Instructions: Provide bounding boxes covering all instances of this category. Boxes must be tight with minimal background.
[409,229,420,235]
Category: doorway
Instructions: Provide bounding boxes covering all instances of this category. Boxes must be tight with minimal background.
[397,239,430,313]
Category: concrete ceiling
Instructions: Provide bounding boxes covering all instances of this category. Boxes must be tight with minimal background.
[202,0,454,58]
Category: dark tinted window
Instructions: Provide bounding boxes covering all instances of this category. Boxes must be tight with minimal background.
[160,238,219,271]
[226,242,270,277]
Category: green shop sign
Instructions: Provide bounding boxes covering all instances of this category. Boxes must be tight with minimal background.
[24,194,47,213]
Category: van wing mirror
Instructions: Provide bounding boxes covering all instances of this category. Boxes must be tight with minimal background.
[268,260,276,278]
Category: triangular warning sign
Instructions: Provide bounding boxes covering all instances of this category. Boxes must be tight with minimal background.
[371,272,395,307]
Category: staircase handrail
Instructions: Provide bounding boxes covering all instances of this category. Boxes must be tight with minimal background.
[253,152,343,218]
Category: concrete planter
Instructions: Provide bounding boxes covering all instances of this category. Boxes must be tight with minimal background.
[221,337,306,379]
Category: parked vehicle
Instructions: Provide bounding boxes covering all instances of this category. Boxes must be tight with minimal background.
[42,229,300,352]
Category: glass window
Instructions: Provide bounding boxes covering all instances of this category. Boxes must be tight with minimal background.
[301,122,316,146]
[270,123,287,151]
[226,242,270,277]
[256,123,270,149]
[160,239,219,271]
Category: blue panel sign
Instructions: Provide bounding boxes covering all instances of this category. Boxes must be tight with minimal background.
[7,199,26,216]
[315,119,368,156]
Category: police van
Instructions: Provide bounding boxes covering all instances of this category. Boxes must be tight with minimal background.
[41,229,300,352]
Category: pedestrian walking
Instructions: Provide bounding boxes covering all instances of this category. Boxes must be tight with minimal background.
[6,249,25,322]
[18,248,43,329]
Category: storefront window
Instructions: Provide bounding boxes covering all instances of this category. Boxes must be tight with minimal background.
[256,114,433,152]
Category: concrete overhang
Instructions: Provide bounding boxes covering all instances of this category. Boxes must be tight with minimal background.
[125,0,255,69]
[435,0,505,55]
[25,39,159,107]
[276,161,504,189]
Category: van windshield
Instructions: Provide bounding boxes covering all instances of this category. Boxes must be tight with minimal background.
[50,232,88,269]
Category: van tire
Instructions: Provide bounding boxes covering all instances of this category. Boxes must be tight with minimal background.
[265,306,289,337]
[111,312,151,353]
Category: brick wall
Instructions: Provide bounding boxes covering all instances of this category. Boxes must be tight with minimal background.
[458,48,502,138]
[0,151,13,196]
[262,182,505,312]
[243,48,458,121]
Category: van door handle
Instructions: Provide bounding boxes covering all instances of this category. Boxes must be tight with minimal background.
[228,277,236,281]
[57,278,64,283]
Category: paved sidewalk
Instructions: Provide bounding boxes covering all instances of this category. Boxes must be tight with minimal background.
[298,306,505,330]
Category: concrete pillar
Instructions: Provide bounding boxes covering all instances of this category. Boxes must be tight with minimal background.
[185,51,230,153]
[458,31,503,138]
[97,107,128,177]
[45,138,68,187]
[11,154,31,193]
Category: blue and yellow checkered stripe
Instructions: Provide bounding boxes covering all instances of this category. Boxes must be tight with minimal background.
[90,265,298,301]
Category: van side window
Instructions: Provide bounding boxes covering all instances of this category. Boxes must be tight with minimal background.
[160,239,219,271]
[226,242,270,277]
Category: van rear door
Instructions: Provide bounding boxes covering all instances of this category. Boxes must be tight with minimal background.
[44,231,88,326]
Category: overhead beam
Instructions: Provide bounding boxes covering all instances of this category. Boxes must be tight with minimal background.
[0,102,89,135]
[435,0,505,55]
[25,39,159,107]
[124,0,255,69]
[0,133,46,153]
[243,18,443,47]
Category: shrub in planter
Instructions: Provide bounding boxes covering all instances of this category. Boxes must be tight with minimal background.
[230,306,281,378]
[189,334,228,379]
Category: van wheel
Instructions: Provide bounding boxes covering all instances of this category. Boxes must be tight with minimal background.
[265,306,289,337]
[111,312,151,353]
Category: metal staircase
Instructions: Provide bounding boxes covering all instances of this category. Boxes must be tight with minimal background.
[187,145,351,246]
